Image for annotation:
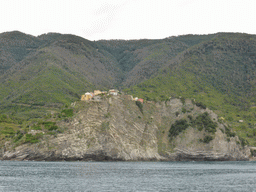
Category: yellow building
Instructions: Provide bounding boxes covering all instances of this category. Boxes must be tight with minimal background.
[94,90,102,96]
[81,92,93,101]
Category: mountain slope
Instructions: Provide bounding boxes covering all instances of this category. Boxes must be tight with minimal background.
[0,33,125,109]
[125,33,256,145]
[0,31,256,147]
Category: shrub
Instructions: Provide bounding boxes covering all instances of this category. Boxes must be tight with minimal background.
[239,136,249,147]
[14,131,23,142]
[169,119,189,140]
[250,149,256,157]
[135,101,143,114]
[104,112,111,118]
[0,114,8,122]
[188,115,193,121]
[25,133,43,144]
[42,121,58,131]
[192,112,217,133]
[175,111,179,117]
[200,135,213,143]
[61,109,74,117]
[225,126,236,137]
[180,97,185,105]
[0,127,16,137]
[195,101,206,109]
[32,125,42,130]
[182,107,187,113]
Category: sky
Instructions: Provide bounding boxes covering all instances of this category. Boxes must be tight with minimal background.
[0,0,256,40]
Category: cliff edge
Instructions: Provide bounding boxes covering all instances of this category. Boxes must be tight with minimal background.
[0,95,250,161]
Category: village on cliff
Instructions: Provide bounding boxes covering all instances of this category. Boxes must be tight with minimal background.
[81,89,144,103]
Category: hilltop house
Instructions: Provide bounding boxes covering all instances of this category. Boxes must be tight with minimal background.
[137,98,144,103]
[109,89,119,96]
[81,92,93,101]
[94,90,102,96]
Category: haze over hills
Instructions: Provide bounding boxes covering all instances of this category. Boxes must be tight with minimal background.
[0,31,256,145]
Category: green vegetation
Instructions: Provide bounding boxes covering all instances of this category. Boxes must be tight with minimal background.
[169,119,189,140]
[181,107,187,113]
[104,112,111,118]
[25,133,43,144]
[0,127,16,138]
[169,113,217,141]
[192,112,217,133]
[61,109,74,117]
[195,102,206,109]
[200,135,213,143]
[42,121,58,131]
[225,126,236,138]
[1,31,256,148]
[135,101,143,114]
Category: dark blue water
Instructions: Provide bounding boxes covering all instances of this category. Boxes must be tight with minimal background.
[0,161,255,192]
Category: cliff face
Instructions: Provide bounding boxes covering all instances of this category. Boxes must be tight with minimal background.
[0,95,250,161]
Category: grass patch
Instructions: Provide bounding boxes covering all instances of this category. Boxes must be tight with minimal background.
[25,133,43,144]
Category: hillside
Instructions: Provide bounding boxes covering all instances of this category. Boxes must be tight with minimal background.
[125,33,256,146]
[0,95,251,161]
[0,31,256,147]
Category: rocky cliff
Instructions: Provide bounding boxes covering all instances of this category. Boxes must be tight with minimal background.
[0,95,250,161]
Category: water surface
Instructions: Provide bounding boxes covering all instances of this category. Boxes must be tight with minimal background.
[0,161,255,191]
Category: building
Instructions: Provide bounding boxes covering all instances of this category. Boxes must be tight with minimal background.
[137,98,144,103]
[109,89,119,96]
[94,90,102,96]
[81,95,86,101]
[81,92,93,101]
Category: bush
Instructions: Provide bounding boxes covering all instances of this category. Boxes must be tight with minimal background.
[239,136,249,147]
[192,112,217,133]
[169,119,189,140]
[13,131,23,142]
[195,101,206,109]
[61,109,74,117]
[182,107,187,113]
[1,127,16,137]
[180,97,185,105]
[31,125,42,130]
[225,126,236,137]
[200,135,213,143]
[135,101,143,114]
[25,133,43,144]
[104,112,111,118]
[42,121,58,131]
[0,114,8,122]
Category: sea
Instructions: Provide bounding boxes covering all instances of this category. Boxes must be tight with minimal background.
[0,161,255,192]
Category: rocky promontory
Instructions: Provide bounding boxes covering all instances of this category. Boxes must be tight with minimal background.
[0,95,251,161]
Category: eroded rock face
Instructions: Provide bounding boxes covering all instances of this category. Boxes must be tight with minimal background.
[174,128,250,161]
[1,96,250,161]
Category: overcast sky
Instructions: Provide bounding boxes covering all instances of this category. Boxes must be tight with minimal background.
[1,0,255,40]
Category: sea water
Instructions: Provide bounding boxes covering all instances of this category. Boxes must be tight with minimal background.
[0,161,255,192]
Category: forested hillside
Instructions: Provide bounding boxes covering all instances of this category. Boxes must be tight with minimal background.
[124,33,256,146]
[0,31,256,145]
